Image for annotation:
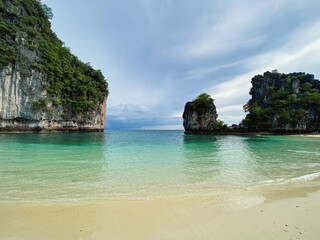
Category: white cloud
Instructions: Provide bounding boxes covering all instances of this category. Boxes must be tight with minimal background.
[217,105,244,113]
[218,115,244,124]
[199,19,320,125]
[106,103,183,129]
[173,0,289,58]
[180,60,243,81]
[171,111,183,118]
[106,103,161,121]
[208,72,253,106]
[247,23,320,76]
[217,106,247,124]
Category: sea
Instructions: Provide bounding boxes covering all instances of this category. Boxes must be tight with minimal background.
[0,130,320,202]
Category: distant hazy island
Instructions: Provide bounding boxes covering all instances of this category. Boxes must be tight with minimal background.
[183,71,320,134]
[0,0,109,132]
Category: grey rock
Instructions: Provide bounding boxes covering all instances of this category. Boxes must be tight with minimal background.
[247,71,320,132]
[0,65,107,132]
[183,100,218,133]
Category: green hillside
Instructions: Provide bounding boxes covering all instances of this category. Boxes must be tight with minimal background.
[0,0,108,116]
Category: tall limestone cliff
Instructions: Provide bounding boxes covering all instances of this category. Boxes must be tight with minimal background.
[243,71,320,132]
[183,93,221,134]
[0,0,108,132]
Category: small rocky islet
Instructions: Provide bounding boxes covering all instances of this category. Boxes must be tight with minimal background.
[183,71,320,134]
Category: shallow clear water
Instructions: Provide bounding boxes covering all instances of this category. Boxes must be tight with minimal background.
[0,131,320,201]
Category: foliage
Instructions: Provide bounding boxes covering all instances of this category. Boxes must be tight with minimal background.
[0,15,18,68]
[193,93,214,117]
[243,72,320,130]
[31,98,46,111]
[215,119,227,130]
[40,3,53,19]
[243,101,272,130]
[0,0,108,116]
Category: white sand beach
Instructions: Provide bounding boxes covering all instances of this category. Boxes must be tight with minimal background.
[1,185,320,240]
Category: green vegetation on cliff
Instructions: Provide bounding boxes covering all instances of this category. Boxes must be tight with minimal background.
[243,71,320,131]
[0,0,108,116]
[193,93,214,117]
[186,93,227,131]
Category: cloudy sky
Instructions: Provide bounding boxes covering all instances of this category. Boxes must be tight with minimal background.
[43,0,320,129]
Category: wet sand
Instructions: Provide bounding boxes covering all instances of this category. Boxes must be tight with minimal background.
[1,186,320,240]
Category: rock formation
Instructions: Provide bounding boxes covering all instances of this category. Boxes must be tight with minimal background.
[243,71,320,132]
[0,0,108,132]
[183,93,219,134]
[183,71,320,135]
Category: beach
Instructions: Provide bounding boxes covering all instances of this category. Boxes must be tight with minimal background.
[291,134,320,138]
[1,0,320,238]
[1,184,320,240]
[1,131,320,239]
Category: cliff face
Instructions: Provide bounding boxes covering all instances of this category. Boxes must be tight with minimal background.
[183,94,218,133]
[243,71,320,132]
[0,0,108,132]
[0,66,107,132]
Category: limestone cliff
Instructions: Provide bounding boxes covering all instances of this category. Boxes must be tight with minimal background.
[0,0,108,132]
[183,93,219,133]
[243,71,320,132]
[0,65,107,131]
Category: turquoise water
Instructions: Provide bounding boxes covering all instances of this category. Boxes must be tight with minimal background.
[0,131,320,202]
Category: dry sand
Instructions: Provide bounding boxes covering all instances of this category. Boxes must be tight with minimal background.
[290,134,320,138]
[1,185,320,240]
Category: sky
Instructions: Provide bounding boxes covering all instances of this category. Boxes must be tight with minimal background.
[42,0,320,130]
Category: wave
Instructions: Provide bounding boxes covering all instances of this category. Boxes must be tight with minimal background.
[290,172,320,182]
[288,150,320,155]
[258,172,320,187]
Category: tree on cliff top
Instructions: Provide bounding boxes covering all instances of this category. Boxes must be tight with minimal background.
[41,3,53,19]
[193,93,214,117]
[194,93,214,106]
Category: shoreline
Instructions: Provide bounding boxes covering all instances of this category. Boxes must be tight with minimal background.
[0,128,105,133]
[1,181,320,240]
[289,134,320,138]
[184,130,320,137]
[0,129,319,137]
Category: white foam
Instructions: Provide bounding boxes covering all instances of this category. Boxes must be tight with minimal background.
[290,172,320,182]
[259,178,285,184]
[288,150,320,155]
[257,172,320,187]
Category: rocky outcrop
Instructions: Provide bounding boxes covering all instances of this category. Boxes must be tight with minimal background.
[183,72,320,135]
[243,71,320,132]
[0,65,107,132]
[0,0,108,132]
[183,94,218,133]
